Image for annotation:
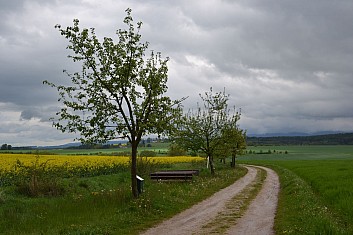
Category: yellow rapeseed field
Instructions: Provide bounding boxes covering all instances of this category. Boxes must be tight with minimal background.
[0,153,204,186]
[0,153,204,173]
[0,154,127,172]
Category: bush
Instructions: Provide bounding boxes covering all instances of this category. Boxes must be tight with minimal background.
[120,151,132,157]
[136,156,159,176]
[14,155,65,197]
[168,144,186,156]
[139,151,156,157]
[0,190,6,204]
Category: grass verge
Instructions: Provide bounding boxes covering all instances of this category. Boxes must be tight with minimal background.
[272,164,353,234]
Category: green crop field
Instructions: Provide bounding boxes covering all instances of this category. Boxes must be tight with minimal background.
[239,145,353,234]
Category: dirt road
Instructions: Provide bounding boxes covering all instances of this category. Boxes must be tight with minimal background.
[141,165,280,235]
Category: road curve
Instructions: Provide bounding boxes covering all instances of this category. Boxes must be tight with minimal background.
[140,165,279,235]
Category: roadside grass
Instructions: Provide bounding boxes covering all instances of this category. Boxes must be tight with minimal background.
[0,161,247,235]
[239,146,353,234]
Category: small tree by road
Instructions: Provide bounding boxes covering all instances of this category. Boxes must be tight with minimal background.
[171,88,243,174]
[220,125,246,168]
[44,9,182,198]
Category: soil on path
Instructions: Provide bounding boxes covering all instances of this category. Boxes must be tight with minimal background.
[141,165,280,235]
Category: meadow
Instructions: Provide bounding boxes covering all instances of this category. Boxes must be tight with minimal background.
[239,145,353,234]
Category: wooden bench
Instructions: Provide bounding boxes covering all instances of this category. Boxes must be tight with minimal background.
[150,170,199,181]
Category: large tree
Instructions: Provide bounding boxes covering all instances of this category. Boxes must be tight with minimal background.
[44,9,182,198]
[172,88,242,174]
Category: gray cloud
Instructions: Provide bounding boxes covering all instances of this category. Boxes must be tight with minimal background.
[1,0,353,145]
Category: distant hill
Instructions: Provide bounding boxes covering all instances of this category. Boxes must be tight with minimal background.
[247,131,343,137]
[246,133,353,145]
[40,140,129,149]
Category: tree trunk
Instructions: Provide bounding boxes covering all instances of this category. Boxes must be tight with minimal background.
[131,141,139,198]
[209,156,215,175]
[231,150,237,168]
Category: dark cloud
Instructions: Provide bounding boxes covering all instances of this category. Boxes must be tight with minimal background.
[1,0,353,145]
[20,109,40,120]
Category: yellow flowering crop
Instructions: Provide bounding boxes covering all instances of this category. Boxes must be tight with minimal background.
[0,154,203,170]
[0,153,204,186]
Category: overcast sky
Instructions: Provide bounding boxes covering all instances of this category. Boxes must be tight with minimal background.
[1,0,353,146]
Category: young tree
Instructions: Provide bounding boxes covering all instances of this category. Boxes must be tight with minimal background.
[172,88,242,174]
[221,125,246,168]
[44,9,182,198]
[1,144,8,150]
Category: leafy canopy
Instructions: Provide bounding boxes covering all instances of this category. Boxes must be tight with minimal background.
[172,88,243,174]
[44,8,182,145]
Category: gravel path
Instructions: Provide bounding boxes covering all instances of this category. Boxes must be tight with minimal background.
[226,166,280,235]
[141,165,279,235]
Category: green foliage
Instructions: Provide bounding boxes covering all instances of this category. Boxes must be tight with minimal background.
[139,150,157,157]
[44,8,182,144]
[136,156,161,177]
[14,156,65,197]
[172,88,243,174]
[0,190,5,204]
[168,143,186,156]
[135,153,162,176]
[218,125,246,168]
[44,8,183,197]
[1,144,11,150]
[119,151,132,157]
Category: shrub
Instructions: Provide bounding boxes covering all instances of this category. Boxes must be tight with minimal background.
[120,151,132,157]
[0,190,6,204]
[14,155,65,197]
[139,151,156,157]
[136,156,158,176]
[168,144,186,156]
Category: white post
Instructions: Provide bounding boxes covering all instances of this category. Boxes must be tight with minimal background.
[206,156,210,169]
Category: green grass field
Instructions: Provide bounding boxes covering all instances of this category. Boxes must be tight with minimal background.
[239,145,353,234]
